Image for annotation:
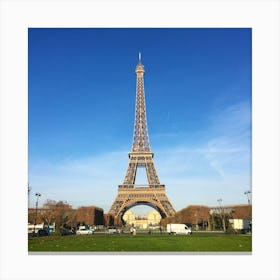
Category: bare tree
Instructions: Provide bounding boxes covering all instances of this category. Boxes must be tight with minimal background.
[41,200,74,230]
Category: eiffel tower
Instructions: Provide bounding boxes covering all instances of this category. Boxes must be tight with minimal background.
[108,54,176,220]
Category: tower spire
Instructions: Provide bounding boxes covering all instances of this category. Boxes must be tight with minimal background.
[133,52,149,152]
[138,52,142,64]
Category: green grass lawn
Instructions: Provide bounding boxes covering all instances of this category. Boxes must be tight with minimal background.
[28,234,252,252]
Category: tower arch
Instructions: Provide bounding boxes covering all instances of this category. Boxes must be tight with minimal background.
[119,199,168,221]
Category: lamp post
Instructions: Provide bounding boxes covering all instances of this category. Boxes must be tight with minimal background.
[28,182,31,208]
[217,198,226,231]
[244,190,252,232]
[34,192,41,233]
[244,190,251,205]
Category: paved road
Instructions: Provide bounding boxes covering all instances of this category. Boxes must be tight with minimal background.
[92,230,227,236]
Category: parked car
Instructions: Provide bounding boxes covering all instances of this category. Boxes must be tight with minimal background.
[28,231,38,238]
[60,228,75,236]
[37,228,50,236]
[108,226,117,234]
[76,226,94,235]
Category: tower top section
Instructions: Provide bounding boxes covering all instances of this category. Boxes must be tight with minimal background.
[132,53,150,153]
[135,52,145,76]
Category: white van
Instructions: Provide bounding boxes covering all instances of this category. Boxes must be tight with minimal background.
[166,224,192,235]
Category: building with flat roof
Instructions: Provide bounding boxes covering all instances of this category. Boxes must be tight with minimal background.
[123,209,161,229]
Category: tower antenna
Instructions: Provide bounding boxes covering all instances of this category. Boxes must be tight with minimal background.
[138,52,141,63]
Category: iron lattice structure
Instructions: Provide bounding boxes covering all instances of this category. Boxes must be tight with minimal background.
[109,55,176,219]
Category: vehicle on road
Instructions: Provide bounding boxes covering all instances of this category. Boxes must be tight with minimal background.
[76,225,94,235]
[228,218,252,234]
[28,223,44,234]
[60,228,75,236]
[166,223,192,235]
[38,228,50,236]
[107,226,117,234]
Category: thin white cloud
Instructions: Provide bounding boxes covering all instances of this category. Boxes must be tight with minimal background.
[29,151,128,210]
[154,101,251,208]
[203,101,251,179]
[209,101,251,136]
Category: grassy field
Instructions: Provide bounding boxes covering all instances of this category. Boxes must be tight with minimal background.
[28,234,252,252]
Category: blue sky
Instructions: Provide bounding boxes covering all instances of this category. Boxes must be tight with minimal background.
[28,28,251,214]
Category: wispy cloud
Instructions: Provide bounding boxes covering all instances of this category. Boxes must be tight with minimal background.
[154,101,251,209]
[204,101,251,178]
[209,101,251,137]
[29,151,129,210]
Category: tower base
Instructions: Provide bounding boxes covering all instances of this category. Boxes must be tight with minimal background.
[108,185,176,219]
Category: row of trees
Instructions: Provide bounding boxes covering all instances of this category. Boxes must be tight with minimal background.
[28,200,106,232]
[162,205,210,229]
[162,205,252,231]
[29,200,252,232]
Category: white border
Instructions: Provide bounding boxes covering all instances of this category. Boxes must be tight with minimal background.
[0,0,279,280]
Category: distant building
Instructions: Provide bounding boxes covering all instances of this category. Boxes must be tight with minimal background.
[123,210,135,225]
[123,209,161,229]
[210,204,251,219]
[147,210,162,226]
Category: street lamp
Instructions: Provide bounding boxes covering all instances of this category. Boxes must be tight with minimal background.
[28,182,31,208]
[34,192,41,233]
[244,190,252,232]
[217,198,226,231]
[244,190,251,205]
